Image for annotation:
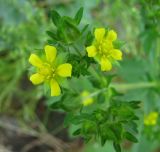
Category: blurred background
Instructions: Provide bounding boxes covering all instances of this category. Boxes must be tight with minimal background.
[0,0,160,152]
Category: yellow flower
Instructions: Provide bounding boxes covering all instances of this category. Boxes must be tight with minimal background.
[29,45,72,96]
[144,112,158,126]
[81,91,94,106]
[86,28,122,71]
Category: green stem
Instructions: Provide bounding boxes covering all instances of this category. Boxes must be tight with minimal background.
[111,81,158,91]
[83,88,108,100]
[85,81,158,100]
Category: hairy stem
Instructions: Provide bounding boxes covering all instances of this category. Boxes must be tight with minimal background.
[111,81,158,91]
[85,81,158,100]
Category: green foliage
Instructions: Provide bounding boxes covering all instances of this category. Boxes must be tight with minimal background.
[48,9,82,44]
[47,9,95,78]
[1,0,160,152]
[44,8,141,152]
[63,98,140,152]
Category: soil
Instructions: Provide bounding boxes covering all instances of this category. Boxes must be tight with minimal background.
[0,99,84,152]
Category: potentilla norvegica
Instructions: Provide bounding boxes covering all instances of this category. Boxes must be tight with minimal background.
[86,28,122,71]
[27,7,141,152]
[29,45,72,96]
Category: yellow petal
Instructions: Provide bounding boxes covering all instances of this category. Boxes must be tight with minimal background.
[111,49,122,60]
[151,112,158,118]
[30,73,44,85]
[86,45,97,57]
[100,57,112,71]
[144,119,149,125]
[107,30,117,41]
[50,79,61,96]
[56,63,72,77]
[45,45,57,63]
[94,28,105,41]
[29,54,43,68]
[144,112,158,126]
[151,119,156,125]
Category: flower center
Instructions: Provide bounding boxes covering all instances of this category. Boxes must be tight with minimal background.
[38,63,55,80]
[98,39,113,57]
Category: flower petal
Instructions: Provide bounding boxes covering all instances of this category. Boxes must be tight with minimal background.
[29,54,43,68]
[106,30,117,41]
[86,45,97,57]
[50,79,61,96]
[56,63,72,77]
[144,119,149,125]
[94,28,105,41]
[30,73,44,85]
[100,57,112,71]
[45,45,57,63]
[111,49,122,60]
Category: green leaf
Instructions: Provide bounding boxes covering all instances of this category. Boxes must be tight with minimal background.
[81,24,89,34]
[47,39,57,45]
[49,101,62,109]
[46,31,58,41]
[113,40,125,49]
[84,136,92,143]
[47,96,62,106]
[124,132,138,143]
[129,101,141,109]
[85,31,94,46]
[64,113,74,127]
[101,135,107,146]
[113,142,121,152]
[100,124,118,145]
[74,7,83,25]
[59,17,80,43]
[111,124,123,141]
[67,54,90,77]
[73,129,81,135]
[51,10,61,26]
[125,121,139,134]
[109,87,123,97]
